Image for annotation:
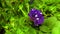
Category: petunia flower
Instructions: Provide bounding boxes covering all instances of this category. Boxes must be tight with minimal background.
[28,8,44,26]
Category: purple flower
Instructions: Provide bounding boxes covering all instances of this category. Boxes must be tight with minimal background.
[28,8,44,26]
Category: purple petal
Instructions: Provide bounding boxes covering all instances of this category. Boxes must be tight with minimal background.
[28,8,44,26]
[34,16,44,26]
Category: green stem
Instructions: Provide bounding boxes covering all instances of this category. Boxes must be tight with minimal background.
[20,9,27,17]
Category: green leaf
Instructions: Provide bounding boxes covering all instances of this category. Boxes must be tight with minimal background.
[52,21,60,34]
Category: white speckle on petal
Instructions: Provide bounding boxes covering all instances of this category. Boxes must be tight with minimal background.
[32,9,35,11]
[40,13,42,14]
[36,18,39,20]
[35,14,38,17]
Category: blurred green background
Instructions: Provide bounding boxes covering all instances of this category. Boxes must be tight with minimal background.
[0,0,60,34]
